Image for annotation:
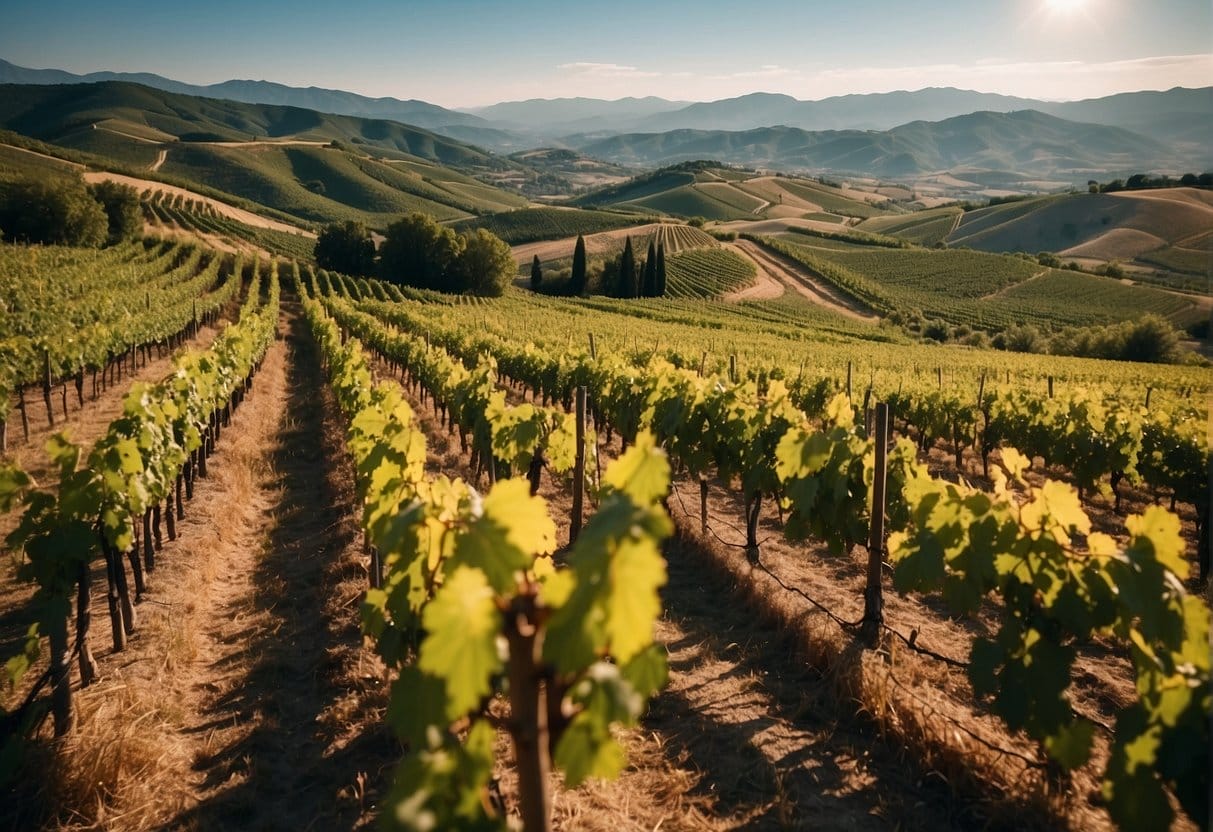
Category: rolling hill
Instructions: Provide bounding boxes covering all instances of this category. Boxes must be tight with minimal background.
[573,161,892,222]
[0,81,530,227]
[945,187,1213,276]
[0,58,486,132]
[571,110,1192,180]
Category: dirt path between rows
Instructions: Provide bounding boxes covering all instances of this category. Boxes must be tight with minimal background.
[732,239,879,322]
[721,242,784,301]
[980,269,1046,300]
[2,305,394,830]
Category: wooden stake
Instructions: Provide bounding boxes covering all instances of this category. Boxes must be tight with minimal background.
[570,387,586,544]
[863,403,890,636]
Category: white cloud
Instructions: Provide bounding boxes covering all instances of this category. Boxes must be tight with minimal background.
[557,62,661,79]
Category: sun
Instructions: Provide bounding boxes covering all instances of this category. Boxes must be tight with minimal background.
[1044,0,1089,13]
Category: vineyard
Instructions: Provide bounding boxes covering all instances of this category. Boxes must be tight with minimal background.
[453,207,648,244]
[0,237,1208,832]
[664,247,757,298]
[765,236,1206,330]
[141,191,317,260]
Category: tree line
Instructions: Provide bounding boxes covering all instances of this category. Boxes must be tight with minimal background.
[1089,172,1213,193]
[529,233,668,298]
[0,174,142,247]
[315,214,515,297]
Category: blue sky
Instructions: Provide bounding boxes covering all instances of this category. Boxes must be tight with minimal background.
[2,0,1209,106]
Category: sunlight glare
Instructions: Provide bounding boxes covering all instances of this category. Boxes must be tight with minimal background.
[1045,0,1089,14]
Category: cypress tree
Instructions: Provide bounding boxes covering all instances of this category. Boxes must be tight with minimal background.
[618,236,637,298]
[530,254,542,291]
[643,239,658,296]
[570,235,587,295]
[656,242,667,297]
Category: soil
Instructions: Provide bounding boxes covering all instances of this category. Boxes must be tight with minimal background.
[720,242,784,301]
[732,239,879,321]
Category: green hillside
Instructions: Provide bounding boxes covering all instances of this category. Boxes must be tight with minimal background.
[0,81,531,227]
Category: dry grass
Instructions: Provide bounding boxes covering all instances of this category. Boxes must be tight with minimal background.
[3,303,396,831]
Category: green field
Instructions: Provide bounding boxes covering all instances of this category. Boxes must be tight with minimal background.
[454,207,647,243]
[768,236,1206,331]
[857,206,962,245]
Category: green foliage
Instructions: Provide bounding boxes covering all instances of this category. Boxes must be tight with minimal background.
[890,465,1210,830]
[0,175,108,247]
[570,234,587,296]
[615,236,637,299]
[87,180,142,244]
[303,298,672,829]
[663,247,755,299]
[315,220,376,276]
[379,212,464,291]
[453,229,514,298]
[529,254,542,290]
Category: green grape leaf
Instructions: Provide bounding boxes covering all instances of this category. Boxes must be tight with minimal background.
[620,643,668,699]
[602,431,669,504]
[1045,719,1095,769]
[386,666,450,748]
[1125,505,1187,580]
[418,566,502,720]
[604,536,666,665]
[451,478,554,593]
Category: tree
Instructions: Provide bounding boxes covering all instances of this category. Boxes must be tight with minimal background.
[0,175,107,247]
[315,220,377,276]
[88,181,142,244]
[453,229,514,297]
[1180,173,1198,187]
[569,235,587,296]
[642,239,658,297]
[379,212,463,291]
[1120,314,1181,364]
[616,236,637,298]
[655,242,667,297]
[530,254,542,291]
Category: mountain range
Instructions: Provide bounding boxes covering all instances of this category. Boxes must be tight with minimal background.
[571,110,1204,179]
[4,59,1208,155]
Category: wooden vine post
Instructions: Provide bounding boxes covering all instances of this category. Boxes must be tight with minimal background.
[43,350,54,427]
[570,386,586,544]
[862,402,890,638]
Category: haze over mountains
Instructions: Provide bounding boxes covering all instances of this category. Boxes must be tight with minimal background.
[1,58,1209,182]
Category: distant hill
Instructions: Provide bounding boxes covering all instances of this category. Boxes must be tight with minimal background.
[8,60,1206,150]
[573,161,892,221]
[0,81,530,227]
[946,187,1213,273]
[465,96,691,134]
[0,58,486,132]
[571,111,1195,180]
